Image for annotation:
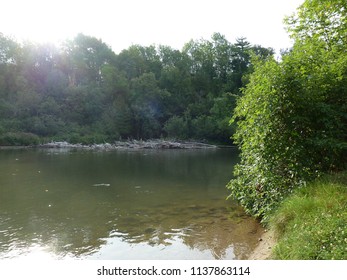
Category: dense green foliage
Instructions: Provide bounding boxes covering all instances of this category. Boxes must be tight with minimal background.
[0,32,273,144]
[270,172,347,260]
[227,0,347,221]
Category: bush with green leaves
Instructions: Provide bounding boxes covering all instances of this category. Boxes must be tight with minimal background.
[164,115,190,139]
[0,132,40,146]
[227,0,347,221]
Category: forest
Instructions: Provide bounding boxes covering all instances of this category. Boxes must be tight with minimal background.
[0,32,273,145]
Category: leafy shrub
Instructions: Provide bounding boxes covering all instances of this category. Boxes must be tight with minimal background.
[227,39,347,222]
[227,0,347,222]
[79,133,108,145]
[0,132,40,146]
[164,116,190,139]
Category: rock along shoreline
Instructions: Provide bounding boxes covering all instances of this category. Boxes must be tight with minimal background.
[38,139,218,150]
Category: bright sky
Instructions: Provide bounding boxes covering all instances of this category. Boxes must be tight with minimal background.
[1,0,304,54]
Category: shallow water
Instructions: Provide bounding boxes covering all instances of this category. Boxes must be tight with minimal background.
[0,148,263,260]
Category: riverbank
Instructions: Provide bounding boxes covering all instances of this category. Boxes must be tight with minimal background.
[248,230,275,260]
[0,139,219,150]
[248,171,347,260]
[39,140,218,150]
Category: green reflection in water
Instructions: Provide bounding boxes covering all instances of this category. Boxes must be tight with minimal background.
[0,148,263,259]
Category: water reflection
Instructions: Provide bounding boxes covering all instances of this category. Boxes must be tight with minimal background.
[0,149,262,259]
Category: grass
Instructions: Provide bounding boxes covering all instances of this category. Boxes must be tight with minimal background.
[269,171,347,260]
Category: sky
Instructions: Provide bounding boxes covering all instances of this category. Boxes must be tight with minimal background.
[1,0,305,54]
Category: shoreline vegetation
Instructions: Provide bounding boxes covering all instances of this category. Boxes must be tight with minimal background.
[230,0,347,260]
[249,171,347,260]
[269,171,347,260]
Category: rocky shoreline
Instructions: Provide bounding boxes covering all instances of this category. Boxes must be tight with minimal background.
[38,139,218,150]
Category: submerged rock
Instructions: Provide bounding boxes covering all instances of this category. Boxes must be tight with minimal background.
[92,183,111,187]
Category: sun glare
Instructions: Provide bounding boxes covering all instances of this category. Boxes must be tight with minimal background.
[2,0,304,53]
[22,246,55,261]
[3,0,86,45]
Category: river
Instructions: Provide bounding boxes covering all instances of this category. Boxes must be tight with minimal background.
[0,148,262,260]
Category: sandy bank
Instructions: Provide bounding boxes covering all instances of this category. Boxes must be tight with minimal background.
[248,230,276,260]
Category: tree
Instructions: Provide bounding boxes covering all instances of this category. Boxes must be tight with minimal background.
[0,33,19,64]
[129,72,170,138]
[229,37,251,91]
[285,0,347,49]
[63,34,116,86]
[158,45,193,116]
[0,37,18,98]
[100,64,133,138]
[115,45,162,80]
[183,38,217,95]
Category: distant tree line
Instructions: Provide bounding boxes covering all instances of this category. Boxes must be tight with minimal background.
[0,32,273,145]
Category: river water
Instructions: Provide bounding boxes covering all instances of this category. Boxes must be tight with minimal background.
[0,148,262,260]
